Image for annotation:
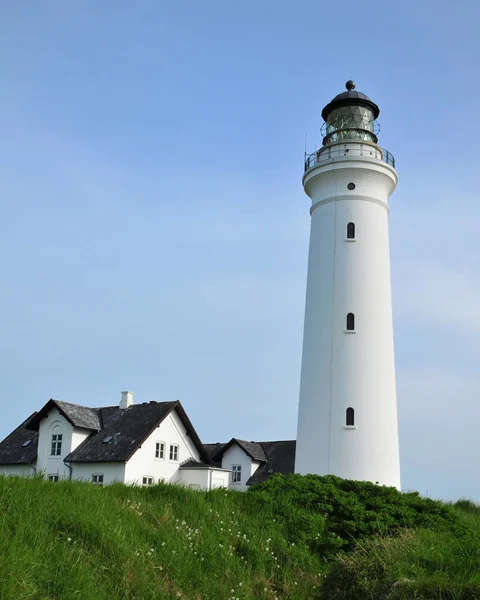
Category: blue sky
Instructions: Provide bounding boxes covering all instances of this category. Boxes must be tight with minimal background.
[1,0,479,501]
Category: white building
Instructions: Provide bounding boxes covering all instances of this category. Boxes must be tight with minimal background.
[295,81,401,488]
[206,439,295,491]
[0,392,295,490]
[0,392,230,490]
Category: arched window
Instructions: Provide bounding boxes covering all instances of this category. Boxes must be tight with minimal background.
[346,407,355,426]
[346,313,355,331]
[347,222,355,239]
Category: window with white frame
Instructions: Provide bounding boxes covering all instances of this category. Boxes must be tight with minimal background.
[50,433,62,456]
[169,444,179,461]
[48,474,59,482]
[142,476,154,485]
[92,474,104,486]
[155,442,165,459]
[232,464,242,483]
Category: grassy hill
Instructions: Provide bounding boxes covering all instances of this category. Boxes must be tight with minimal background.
[1,474,479,600]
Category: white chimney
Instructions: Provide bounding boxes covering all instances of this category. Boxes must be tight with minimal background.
[120,391,134,409]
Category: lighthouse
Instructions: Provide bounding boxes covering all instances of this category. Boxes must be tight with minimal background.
[294,81,401,489]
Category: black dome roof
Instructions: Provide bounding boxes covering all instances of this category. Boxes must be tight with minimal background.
[321,81,380,121]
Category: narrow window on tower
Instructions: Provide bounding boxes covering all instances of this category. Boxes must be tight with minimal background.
[347,222,355,239]
[346,407,355,426]
[346,313,355,331]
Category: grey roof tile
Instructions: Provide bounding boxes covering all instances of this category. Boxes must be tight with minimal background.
[246,440,296,486]
[204,442,225,466]
[0,414,39,465]
[179,459,226,470]
[212,438,268,462]
[25,399,101,431]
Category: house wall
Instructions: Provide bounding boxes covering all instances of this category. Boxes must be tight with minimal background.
[221,445,261,491]
[71,462,126,485]
[211,470,230,489]
[178,469,210,490]
[36,409,94,480]
[37,409,74,479]
[0,464,36,477]
[124,410,201,485]
[72,428,92,452]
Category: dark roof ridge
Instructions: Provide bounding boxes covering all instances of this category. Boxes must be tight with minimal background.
[256,439,296,444]
[25,399,101,432]
[212,438,268,462]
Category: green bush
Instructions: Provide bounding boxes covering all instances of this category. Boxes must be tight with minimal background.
[249,474,465,556]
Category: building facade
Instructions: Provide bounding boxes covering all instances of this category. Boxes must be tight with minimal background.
[0,393,295,491]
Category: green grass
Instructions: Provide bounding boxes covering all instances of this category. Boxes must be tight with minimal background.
[1,474,480,599]
[0,476,325,600]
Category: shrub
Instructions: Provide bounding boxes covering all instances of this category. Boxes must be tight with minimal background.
[249,474,465,556]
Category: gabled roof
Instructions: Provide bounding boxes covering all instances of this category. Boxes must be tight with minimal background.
[0,414,39,465]
[65,400,208,464]
[246,440,296,486]
[25,399,101,431]
[212,438,268,462]
[207,439,296,486]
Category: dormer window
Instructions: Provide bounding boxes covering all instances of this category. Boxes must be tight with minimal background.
[22,439,33,448]
[50,433,62,456]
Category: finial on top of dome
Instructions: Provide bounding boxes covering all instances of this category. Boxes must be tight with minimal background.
[345,80,356,91]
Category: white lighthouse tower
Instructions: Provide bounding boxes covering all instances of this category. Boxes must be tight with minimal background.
[295,81,401,489]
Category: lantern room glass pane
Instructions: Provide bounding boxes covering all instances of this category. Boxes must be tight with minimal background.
[325,106,376,143]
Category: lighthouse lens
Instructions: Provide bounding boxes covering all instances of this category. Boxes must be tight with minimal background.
[325,106,376,143]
